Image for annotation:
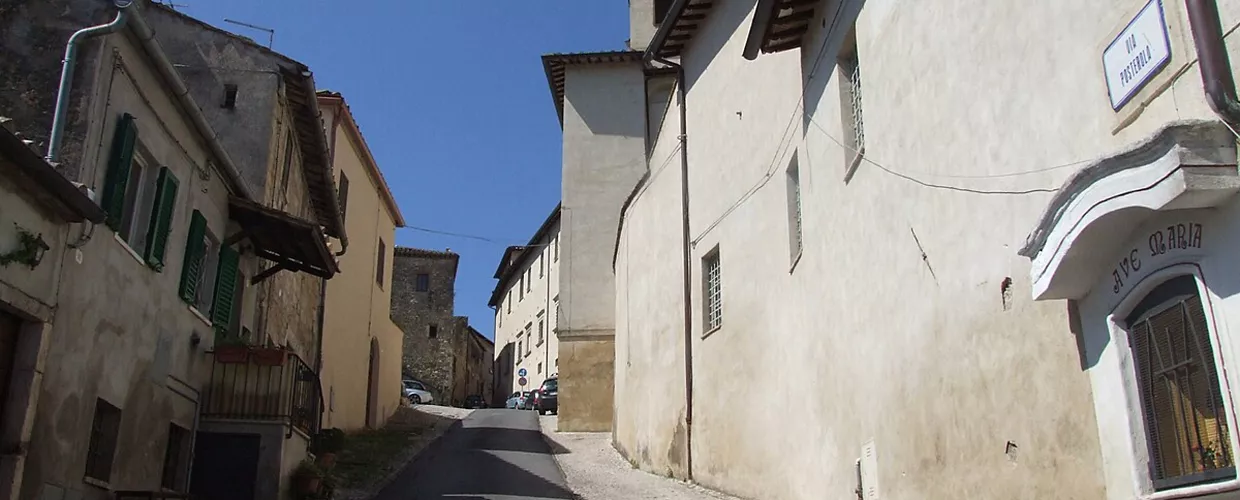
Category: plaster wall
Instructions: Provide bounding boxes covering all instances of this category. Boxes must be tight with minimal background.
[611,0,1240,498]
[319,102,401,430]
[21,29,252,500]
[494,222,561,395]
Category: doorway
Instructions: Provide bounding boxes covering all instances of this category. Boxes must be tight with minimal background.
[365,338,380,428]
[190,432,260,500]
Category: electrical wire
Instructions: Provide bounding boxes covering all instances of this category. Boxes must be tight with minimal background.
[401,225,506,244]
[803,116,1060,195]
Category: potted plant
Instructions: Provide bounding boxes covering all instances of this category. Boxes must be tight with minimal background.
[293,458,324,496]
[213,330,249,364]
[313,428,346,469]
[251,345,286,366]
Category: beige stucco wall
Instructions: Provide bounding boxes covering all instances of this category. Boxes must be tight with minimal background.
[318,100,401,431]
[611,0,1240,498]
[22,28,255,500]
[494,225,561,396]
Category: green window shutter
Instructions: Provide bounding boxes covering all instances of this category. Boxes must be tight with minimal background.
[143,167,179,271]
[101,113,138,230]
[178,211,207,304]
[211,246,240,332]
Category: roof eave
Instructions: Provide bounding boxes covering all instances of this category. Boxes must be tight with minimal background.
[281,67,346,240]
[316,93,406,227]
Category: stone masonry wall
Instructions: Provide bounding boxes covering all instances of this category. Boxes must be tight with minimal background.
[390,248,461,402]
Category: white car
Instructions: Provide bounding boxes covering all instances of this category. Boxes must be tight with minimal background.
[402,380,434,405]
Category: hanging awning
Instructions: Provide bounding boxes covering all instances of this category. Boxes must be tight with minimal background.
[227,196,338,281]
[1018,120,1239,301]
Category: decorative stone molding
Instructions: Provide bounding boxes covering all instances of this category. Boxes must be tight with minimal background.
[1019,120,1239,300]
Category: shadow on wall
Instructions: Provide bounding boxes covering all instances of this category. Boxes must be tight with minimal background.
[800,0,866,139]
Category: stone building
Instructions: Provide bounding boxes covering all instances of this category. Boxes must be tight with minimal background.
[0,2,341,500]
[464,326,495,406]
[390,247,485,406]
[488,205,561,403]
[588,0,1240,499]
[316,91,406,431]
[0,118,106,499]
[536,48,651,432]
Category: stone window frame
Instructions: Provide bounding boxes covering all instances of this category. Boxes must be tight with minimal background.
[1094,264,1240,498]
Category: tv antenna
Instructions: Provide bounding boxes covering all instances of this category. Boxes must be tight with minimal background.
[155,0,189,9]
[223,18,275,49]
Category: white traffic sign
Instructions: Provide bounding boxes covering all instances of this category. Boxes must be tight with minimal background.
[1102,0,1171,110]
[518,367,527,377]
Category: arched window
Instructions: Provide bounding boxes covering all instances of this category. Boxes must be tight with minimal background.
[1125,275,1235,490]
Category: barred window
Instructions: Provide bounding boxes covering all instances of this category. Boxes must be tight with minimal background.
[786,154,803,260]
[1126,275,1235,490]
[837,25,865,178]
[85,398,122,482]
[703,249,722,332]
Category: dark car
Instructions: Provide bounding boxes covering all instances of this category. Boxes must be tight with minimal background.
[533,377,558,415]
[464,395,486,409]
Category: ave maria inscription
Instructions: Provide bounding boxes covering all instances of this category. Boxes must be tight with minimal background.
[1111,222,1204,294]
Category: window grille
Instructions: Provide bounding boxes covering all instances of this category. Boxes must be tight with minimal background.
[704,251,722,331]
[1127,276,1235,490]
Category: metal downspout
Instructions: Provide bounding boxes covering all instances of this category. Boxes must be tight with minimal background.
[46,0,134,163]
[1186,0,1240,128]
[653,55,694,481]
[314,276,327,432]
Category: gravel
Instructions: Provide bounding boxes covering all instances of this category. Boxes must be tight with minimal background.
[539,415,741,500]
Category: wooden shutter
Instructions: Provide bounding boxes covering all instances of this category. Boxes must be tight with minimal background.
[144,167,179,271]
[178,211,207,303]
[211,246,240,333]
[101,113,138,229]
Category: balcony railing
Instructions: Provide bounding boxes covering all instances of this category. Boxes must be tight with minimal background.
[201,348,320,436]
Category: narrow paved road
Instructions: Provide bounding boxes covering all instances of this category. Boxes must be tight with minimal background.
[373,408,576,500]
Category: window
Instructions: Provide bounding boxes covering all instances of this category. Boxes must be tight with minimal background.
[538,362,542,374]
[507,291,512,313]
[161,423,190,491]
[537,314,545,345]
[85,398,121,482]
[703,249,723,332]
[428,324,438,339]
[517,337,523,360]
[837,26,865,176]
[415,273,430,292]
[524,324,533,355]
[519,276,525,301]
[179,211,241,335]
[539,254,544,278]
[1126,276,1234,490]
[222,83,238,109]
[526,268,532,292]
[554,235,559,261]
[786,153,803,260]
[654,0,674,25]
[100,114,182,271]
[337,172,350,222]
[280,133,296,195]
[376,238,386,286]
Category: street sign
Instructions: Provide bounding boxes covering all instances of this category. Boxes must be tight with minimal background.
[1102,0,1171,110]
[519,377,528,387]
[518,367,527,377]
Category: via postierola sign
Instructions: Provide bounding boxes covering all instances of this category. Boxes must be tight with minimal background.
[1103,0,1172,110]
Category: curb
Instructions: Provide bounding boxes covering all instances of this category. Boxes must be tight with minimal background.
[360,416,466,500]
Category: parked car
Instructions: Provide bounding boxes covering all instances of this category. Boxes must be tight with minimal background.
[402,380,434,405]
[533,376,558,415]
[464,395,486,409]
[505,391,532,409]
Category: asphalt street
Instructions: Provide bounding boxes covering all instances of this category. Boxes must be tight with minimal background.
[372,408,576,500]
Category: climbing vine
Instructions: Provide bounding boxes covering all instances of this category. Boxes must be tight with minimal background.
[0,226,49,269]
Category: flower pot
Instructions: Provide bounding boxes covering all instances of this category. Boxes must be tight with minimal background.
[295,475,321,495]
[316,452,337,470]
[251,348,286,366]
[214,345,249,364]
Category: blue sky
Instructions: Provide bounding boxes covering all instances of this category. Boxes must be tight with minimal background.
[173,1,630,339]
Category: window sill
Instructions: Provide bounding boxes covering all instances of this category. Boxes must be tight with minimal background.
[83,476,110,490]
[843,148,865,184]
[789,249,804,274]
[702,324,722,340]
[113,232,149,269]
[1141,478,1240,500]
[188,305,212,328]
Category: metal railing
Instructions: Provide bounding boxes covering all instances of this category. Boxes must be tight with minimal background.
[201,349,319,436]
